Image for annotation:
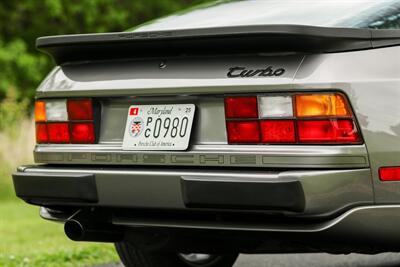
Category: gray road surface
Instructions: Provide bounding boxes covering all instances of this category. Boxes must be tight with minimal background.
[96,253,400,267]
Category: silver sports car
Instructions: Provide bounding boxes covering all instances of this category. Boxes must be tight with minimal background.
[12,0,400,266]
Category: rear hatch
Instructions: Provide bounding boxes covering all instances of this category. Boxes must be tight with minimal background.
[33,25,385,169]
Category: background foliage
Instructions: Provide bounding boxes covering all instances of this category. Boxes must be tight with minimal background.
[0,0,207,123]
[0,1,208,266]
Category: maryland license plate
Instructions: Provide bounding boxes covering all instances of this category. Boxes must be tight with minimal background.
[122,104,195,151]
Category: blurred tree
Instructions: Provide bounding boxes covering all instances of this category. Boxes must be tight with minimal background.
[0,0,208,104]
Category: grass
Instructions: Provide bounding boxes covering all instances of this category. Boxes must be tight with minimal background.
[0,119,35,201]
[0,201,119,267]
[0,119,120,266]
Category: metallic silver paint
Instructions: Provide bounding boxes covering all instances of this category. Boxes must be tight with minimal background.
[294,46,400,204]
[112,205,400,240]
[34,55,371,170]
[36,55,303,97]
[40,202,400,242]
[34,46,400,203]
[19,165,373,215]
[18,0,400,254]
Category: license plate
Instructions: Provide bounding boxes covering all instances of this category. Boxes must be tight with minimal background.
[122,104,195,151]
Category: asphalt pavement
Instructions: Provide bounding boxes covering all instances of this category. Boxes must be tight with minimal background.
[96,253,400,267]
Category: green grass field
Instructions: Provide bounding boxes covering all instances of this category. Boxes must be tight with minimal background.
[0,121,119,267]
[0,200,119,267]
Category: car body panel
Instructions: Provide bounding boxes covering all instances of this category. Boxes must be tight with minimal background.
[295,47,400,203]
[13,0,400,253]
[131,0,400,30]
[34,45,400,204]
[16,165,373,216]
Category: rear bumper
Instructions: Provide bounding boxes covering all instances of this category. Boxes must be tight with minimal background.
[18,165,400,251]
[38,205,400,252]
[14,169,305,212]
[13,172,98,203]
[13,165,372,216]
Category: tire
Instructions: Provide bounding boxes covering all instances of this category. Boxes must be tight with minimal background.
[115,242,239,267]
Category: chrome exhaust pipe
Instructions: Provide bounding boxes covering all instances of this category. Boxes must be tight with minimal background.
[64,210,123,242]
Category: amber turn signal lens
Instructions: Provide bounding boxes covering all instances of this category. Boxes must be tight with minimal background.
[35,100,46,122]
[295,94,351,117]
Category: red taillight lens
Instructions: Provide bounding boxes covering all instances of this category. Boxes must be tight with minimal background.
[47,123,70,143]
[35,98,96,144]
[36,123,48,143]
[260,120,295,143]
[224,93,362,145]
[67,99,93,120]
[227,121,260,143]
[225,96,258,118]
[379,167,400,181]
[70,122,95,144]
[297,119,360,143]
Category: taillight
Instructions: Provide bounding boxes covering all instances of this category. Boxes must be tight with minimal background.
[297,119,360,143]
[34,101,46,122]
[227,121,260,143]
[260,120,295,143]
[35,123,48,143]
[379,167,400,181]
[47,122,70,143]
[67,99,94,120]
[34,98,97,144]
[225,96,258,118]
[70,122,95,143]
[295,94,351,117]
[224,92,362,145]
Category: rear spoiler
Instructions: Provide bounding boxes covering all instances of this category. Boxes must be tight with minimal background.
[36,25,400,65]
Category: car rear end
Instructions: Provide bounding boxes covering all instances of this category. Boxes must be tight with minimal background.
[11,4,400,263]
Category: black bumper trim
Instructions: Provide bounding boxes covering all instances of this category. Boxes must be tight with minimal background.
[181,177,305,212]
[12,172,98,204]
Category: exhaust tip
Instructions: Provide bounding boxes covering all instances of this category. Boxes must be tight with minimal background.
[64,219,85,241]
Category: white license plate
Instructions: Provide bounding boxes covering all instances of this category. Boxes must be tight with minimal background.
[122,104,195,151]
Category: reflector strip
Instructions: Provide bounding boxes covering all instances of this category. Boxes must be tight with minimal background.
[379,167,400,181]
